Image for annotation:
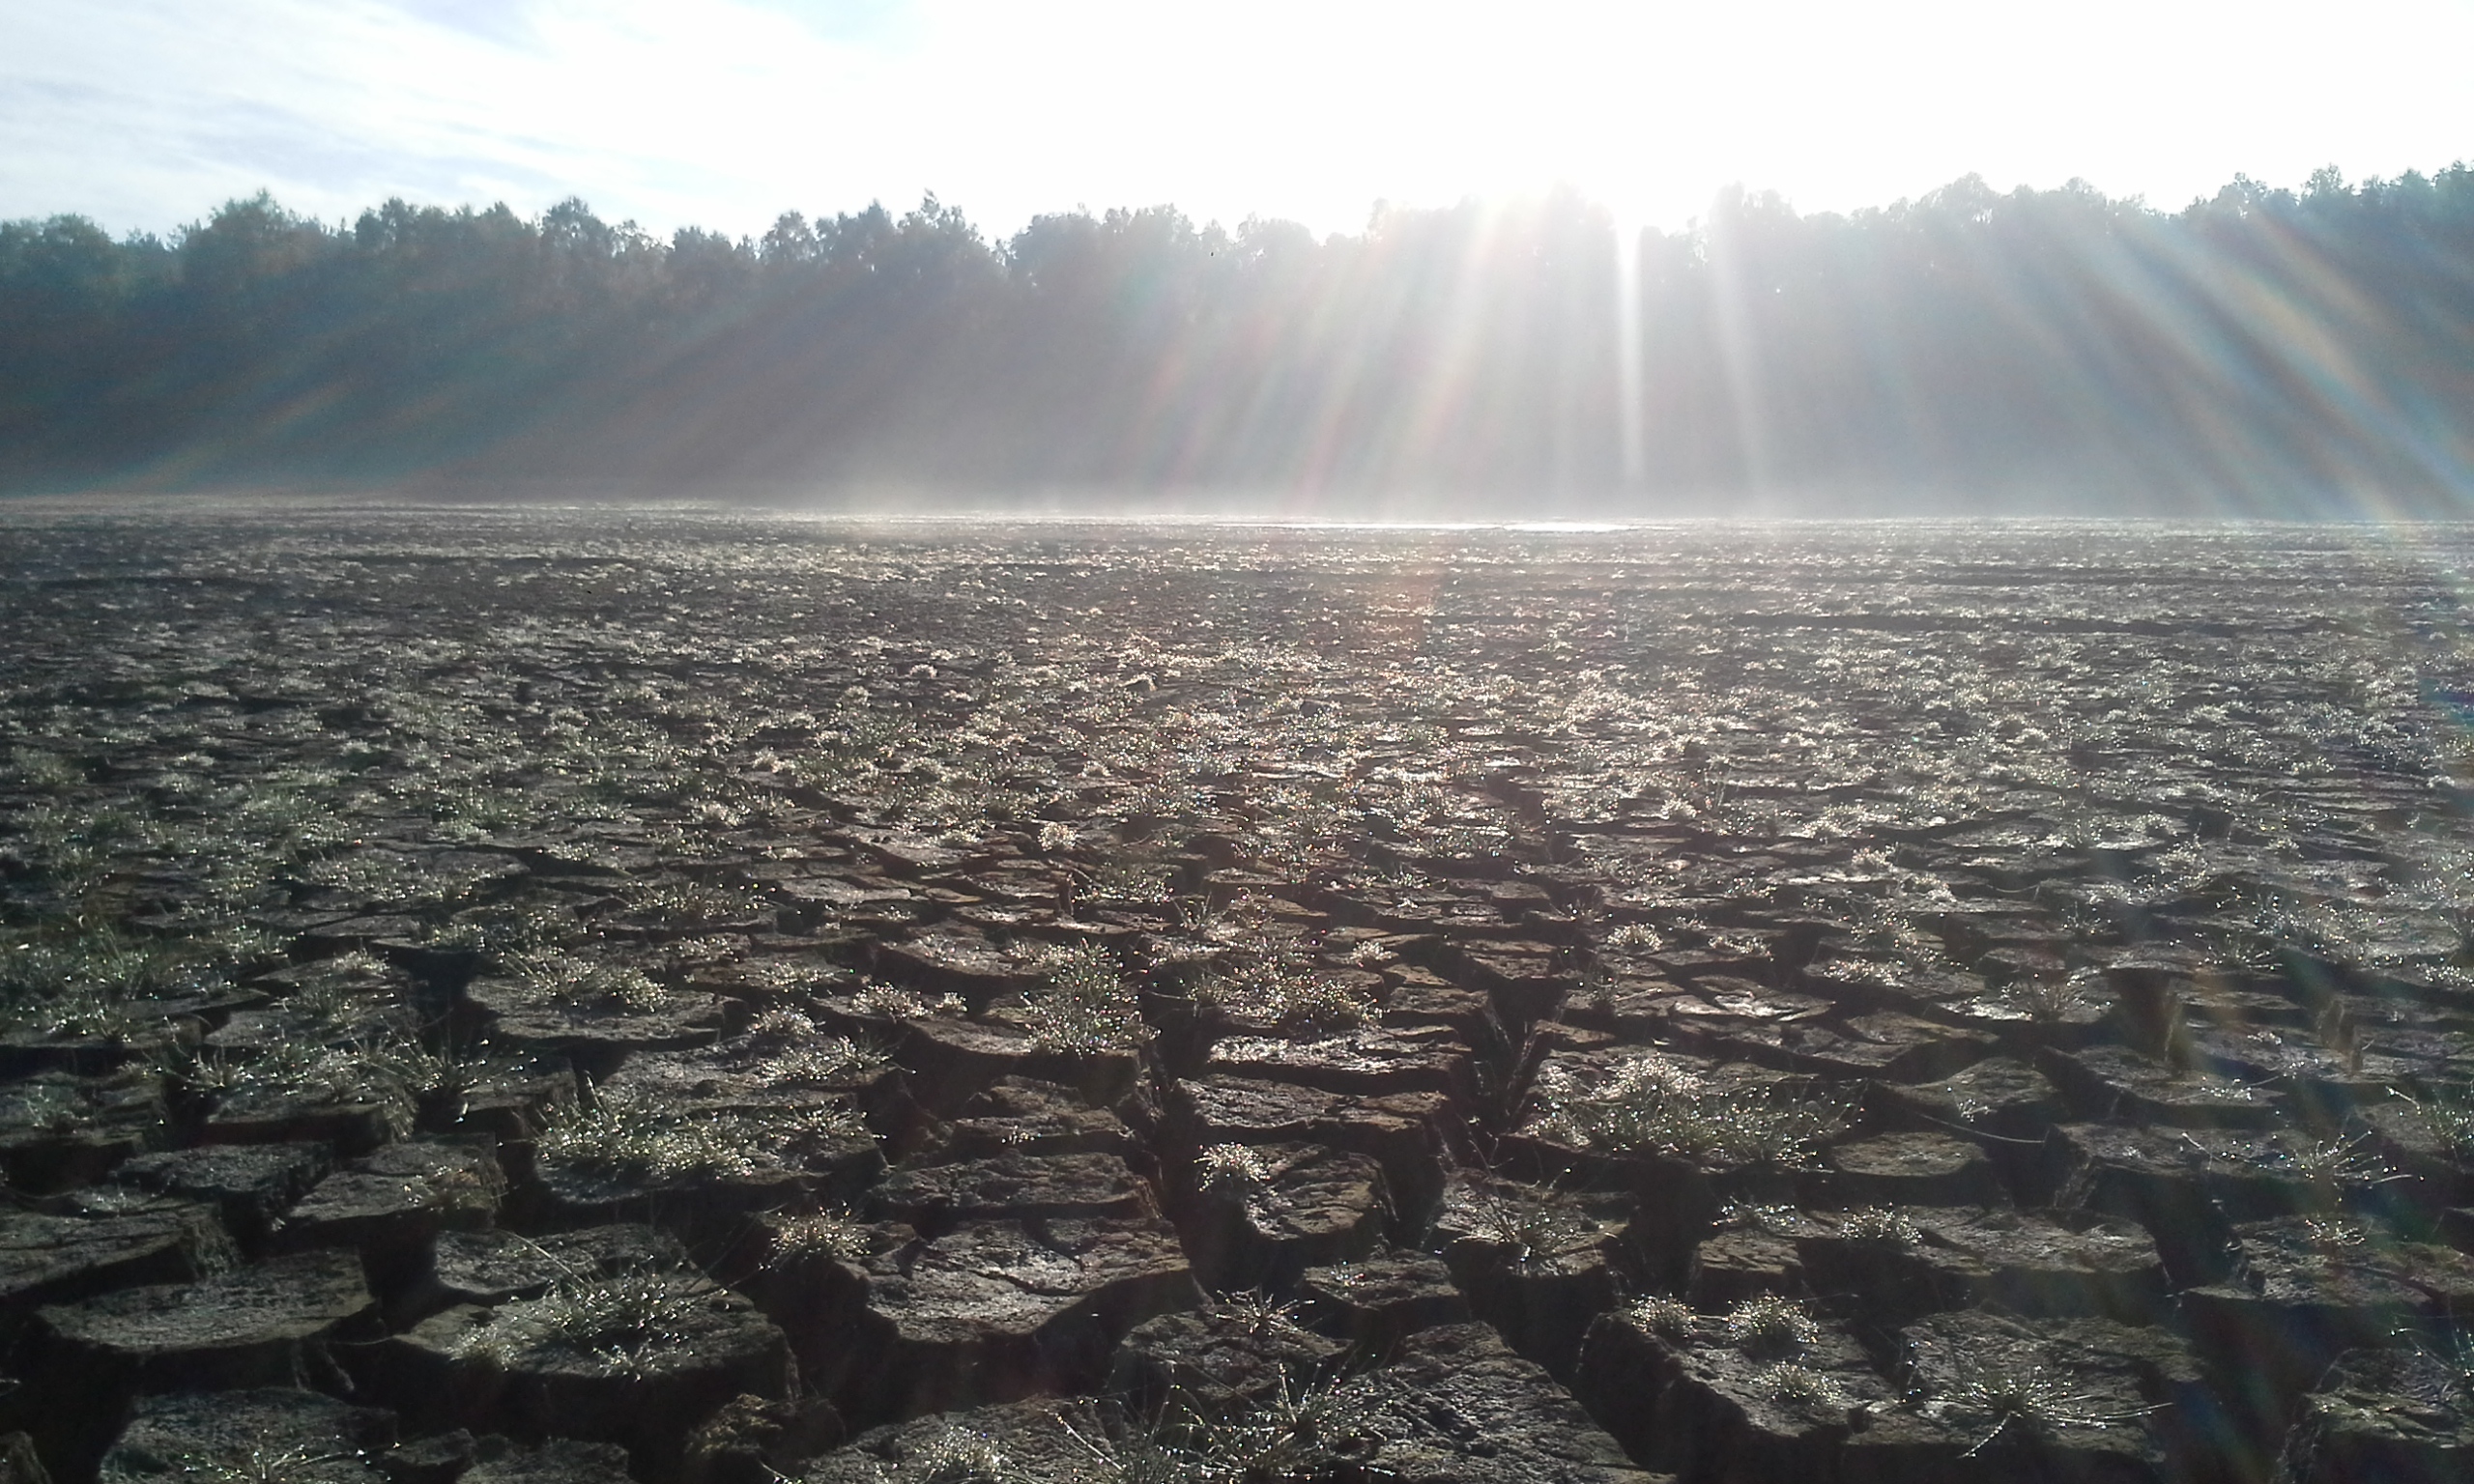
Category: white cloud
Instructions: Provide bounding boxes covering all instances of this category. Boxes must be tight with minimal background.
[3,0,2470,239]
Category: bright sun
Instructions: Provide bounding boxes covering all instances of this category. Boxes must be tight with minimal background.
[5,0,2472,240]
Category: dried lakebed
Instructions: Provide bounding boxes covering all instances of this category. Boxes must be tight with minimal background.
[2,502,2472,1483]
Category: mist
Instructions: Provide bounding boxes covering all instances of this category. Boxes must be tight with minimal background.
[6,166,2474,516]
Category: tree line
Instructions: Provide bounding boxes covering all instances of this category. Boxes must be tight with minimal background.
[4,166,2471,509]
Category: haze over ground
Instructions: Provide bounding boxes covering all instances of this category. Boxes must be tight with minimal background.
[5,1,2474,513]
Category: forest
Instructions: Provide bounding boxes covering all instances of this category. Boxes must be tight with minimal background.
[3,167,2472,509]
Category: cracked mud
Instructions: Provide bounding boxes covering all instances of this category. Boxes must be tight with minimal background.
[1,503,2471,1483]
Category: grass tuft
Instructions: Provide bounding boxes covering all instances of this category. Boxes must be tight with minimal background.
[506,950,669,1014]
[1018,944,1150,1054]
[756,1034,888,1084]
[1193,957,1371,1035]
[1838,1207,1924,1245]
[764,1209,874,1268]
[455,1259,721,1377]
[1531,1053,1853,1166]
[1055,1368,1388,1484]
[2388,1084,2474,1162]
[164,1444,366,1484]
[1456,1184,1596,1269]
[1622,1294,1698,1340]
[1976,965,2100,1025]
[536,1084,864,1183]
[158,1034,429,1139]
[1206,1289,1307,1339]
[1759,1361,1850,1413]
[1930,1359,2162,1457]
[891,1423,1008,1483]
[1722,1295,1821,1358]
[852,982,968,1021]
[0,925,241,1041]
[1195,1143,1275,1192]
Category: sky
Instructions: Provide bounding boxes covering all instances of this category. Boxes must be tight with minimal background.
[6,0,2474,243]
